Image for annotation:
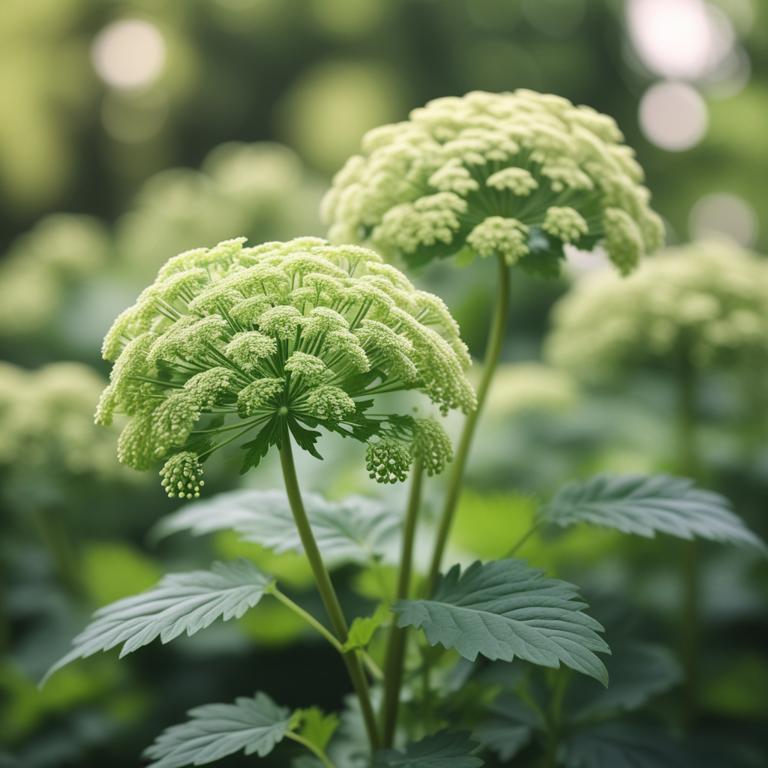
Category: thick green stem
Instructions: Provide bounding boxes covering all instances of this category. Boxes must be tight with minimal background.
[676,350,700,728]
[381,459,424,747]
[278,428,380,750]
[426,255,510,593]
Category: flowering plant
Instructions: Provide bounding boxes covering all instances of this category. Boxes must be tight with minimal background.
[45,102,763,768]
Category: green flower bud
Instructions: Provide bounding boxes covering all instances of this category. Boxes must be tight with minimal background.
[159,452,204,499]
[365,439,412,484]
[410,417,453,476]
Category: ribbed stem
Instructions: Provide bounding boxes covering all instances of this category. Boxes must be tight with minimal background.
[278,427,380,750]
[426,254,510,592]
[381,459,424,747]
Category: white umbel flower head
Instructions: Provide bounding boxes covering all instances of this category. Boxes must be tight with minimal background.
[546,241,768,376]
[98,238,473,496]
[322,90,664,276]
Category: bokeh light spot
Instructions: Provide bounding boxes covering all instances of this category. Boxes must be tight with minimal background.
[639,81,708,151]
[626,0,734,80]
[91,19,166,90]
[689,193,758,246]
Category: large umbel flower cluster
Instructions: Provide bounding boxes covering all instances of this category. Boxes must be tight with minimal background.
[546,241,768,377]
[97,238,474,498]
[323,90,664,276]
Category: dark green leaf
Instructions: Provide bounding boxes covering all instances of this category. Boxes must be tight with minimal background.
[289,417,323,459]
[565,642,682,722]
[374,730,484,767]
[541,474,765,549]
[562,722,686,768]
[144,692,294,768]
[240,417,280,473]
[44,560,273,683]
[154,490,400,566]
[395,560,609,684]
[474,693,538,761]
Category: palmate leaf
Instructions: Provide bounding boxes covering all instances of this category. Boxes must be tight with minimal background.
[144,692,294,768]
[541,474,764,549]
[565,642,682,722]
[295,707,339,752]
[562,722,686,768]
[395,560,609,684]
[374,730,484,767]
[153,489,400,565]
[44,560,273,683]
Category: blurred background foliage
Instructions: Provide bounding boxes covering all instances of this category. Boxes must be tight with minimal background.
[1,0,766,766]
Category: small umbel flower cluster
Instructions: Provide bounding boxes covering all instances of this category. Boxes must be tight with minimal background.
[546,241,768,377]
[322,90,664,276]
[97,238,474,497]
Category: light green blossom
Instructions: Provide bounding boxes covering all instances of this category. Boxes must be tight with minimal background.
[99,238,474,495]
[546,241,768,376]
[323,90,663,275]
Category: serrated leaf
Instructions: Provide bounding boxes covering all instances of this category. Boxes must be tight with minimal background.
[296,707,339,752]
[374,730,484,767]
[563,722,686,768]
[541,474,765,549]
[240,417,280,473]
[395,560,609,684]
[343,604,390,651]
[153,490,400,566]
[44,560,273,683]
[144,692,293,768]
[565,642,682,722]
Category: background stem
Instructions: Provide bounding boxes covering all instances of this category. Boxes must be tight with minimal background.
[426,254,510,593]
[676,349,700,728]
[278,428,380,750]
[381,459,424,747]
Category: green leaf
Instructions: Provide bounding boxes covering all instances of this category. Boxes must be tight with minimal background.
[342,604,390,651]
[563,722,686,768]
[143,692,294,768]
[540,474,765,549]
[473,693,538,761]
[296,707,339,752]
[153,490,400,566]
[565,642,682,722]
[374,730,484,767]
[44,560,273,683]
[288,417,323,459]
[240,417,280,473]
[395,560,609,684]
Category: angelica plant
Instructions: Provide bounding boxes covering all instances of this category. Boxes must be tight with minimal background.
[546,240,768,722]
[322,89,664,591]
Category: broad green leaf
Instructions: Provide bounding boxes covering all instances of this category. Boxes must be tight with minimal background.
[374,730,484,767]
[296,707,339,752]
[144,692,294,768]
[541,474,764,549]
[473,693,538,761]
[153,490,400,565]
[563,722,686,768]
[566,642,682,722]
[342,604,390,651]
[395,560,609,684]
[44,560,273,683]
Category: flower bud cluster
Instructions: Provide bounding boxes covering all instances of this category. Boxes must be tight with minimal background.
[546,241,768,376]
[98,238,474,495]
[322,90,663,275]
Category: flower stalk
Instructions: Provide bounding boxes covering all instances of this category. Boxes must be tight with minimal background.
[278,424,380,750]
[427,254,510,592]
